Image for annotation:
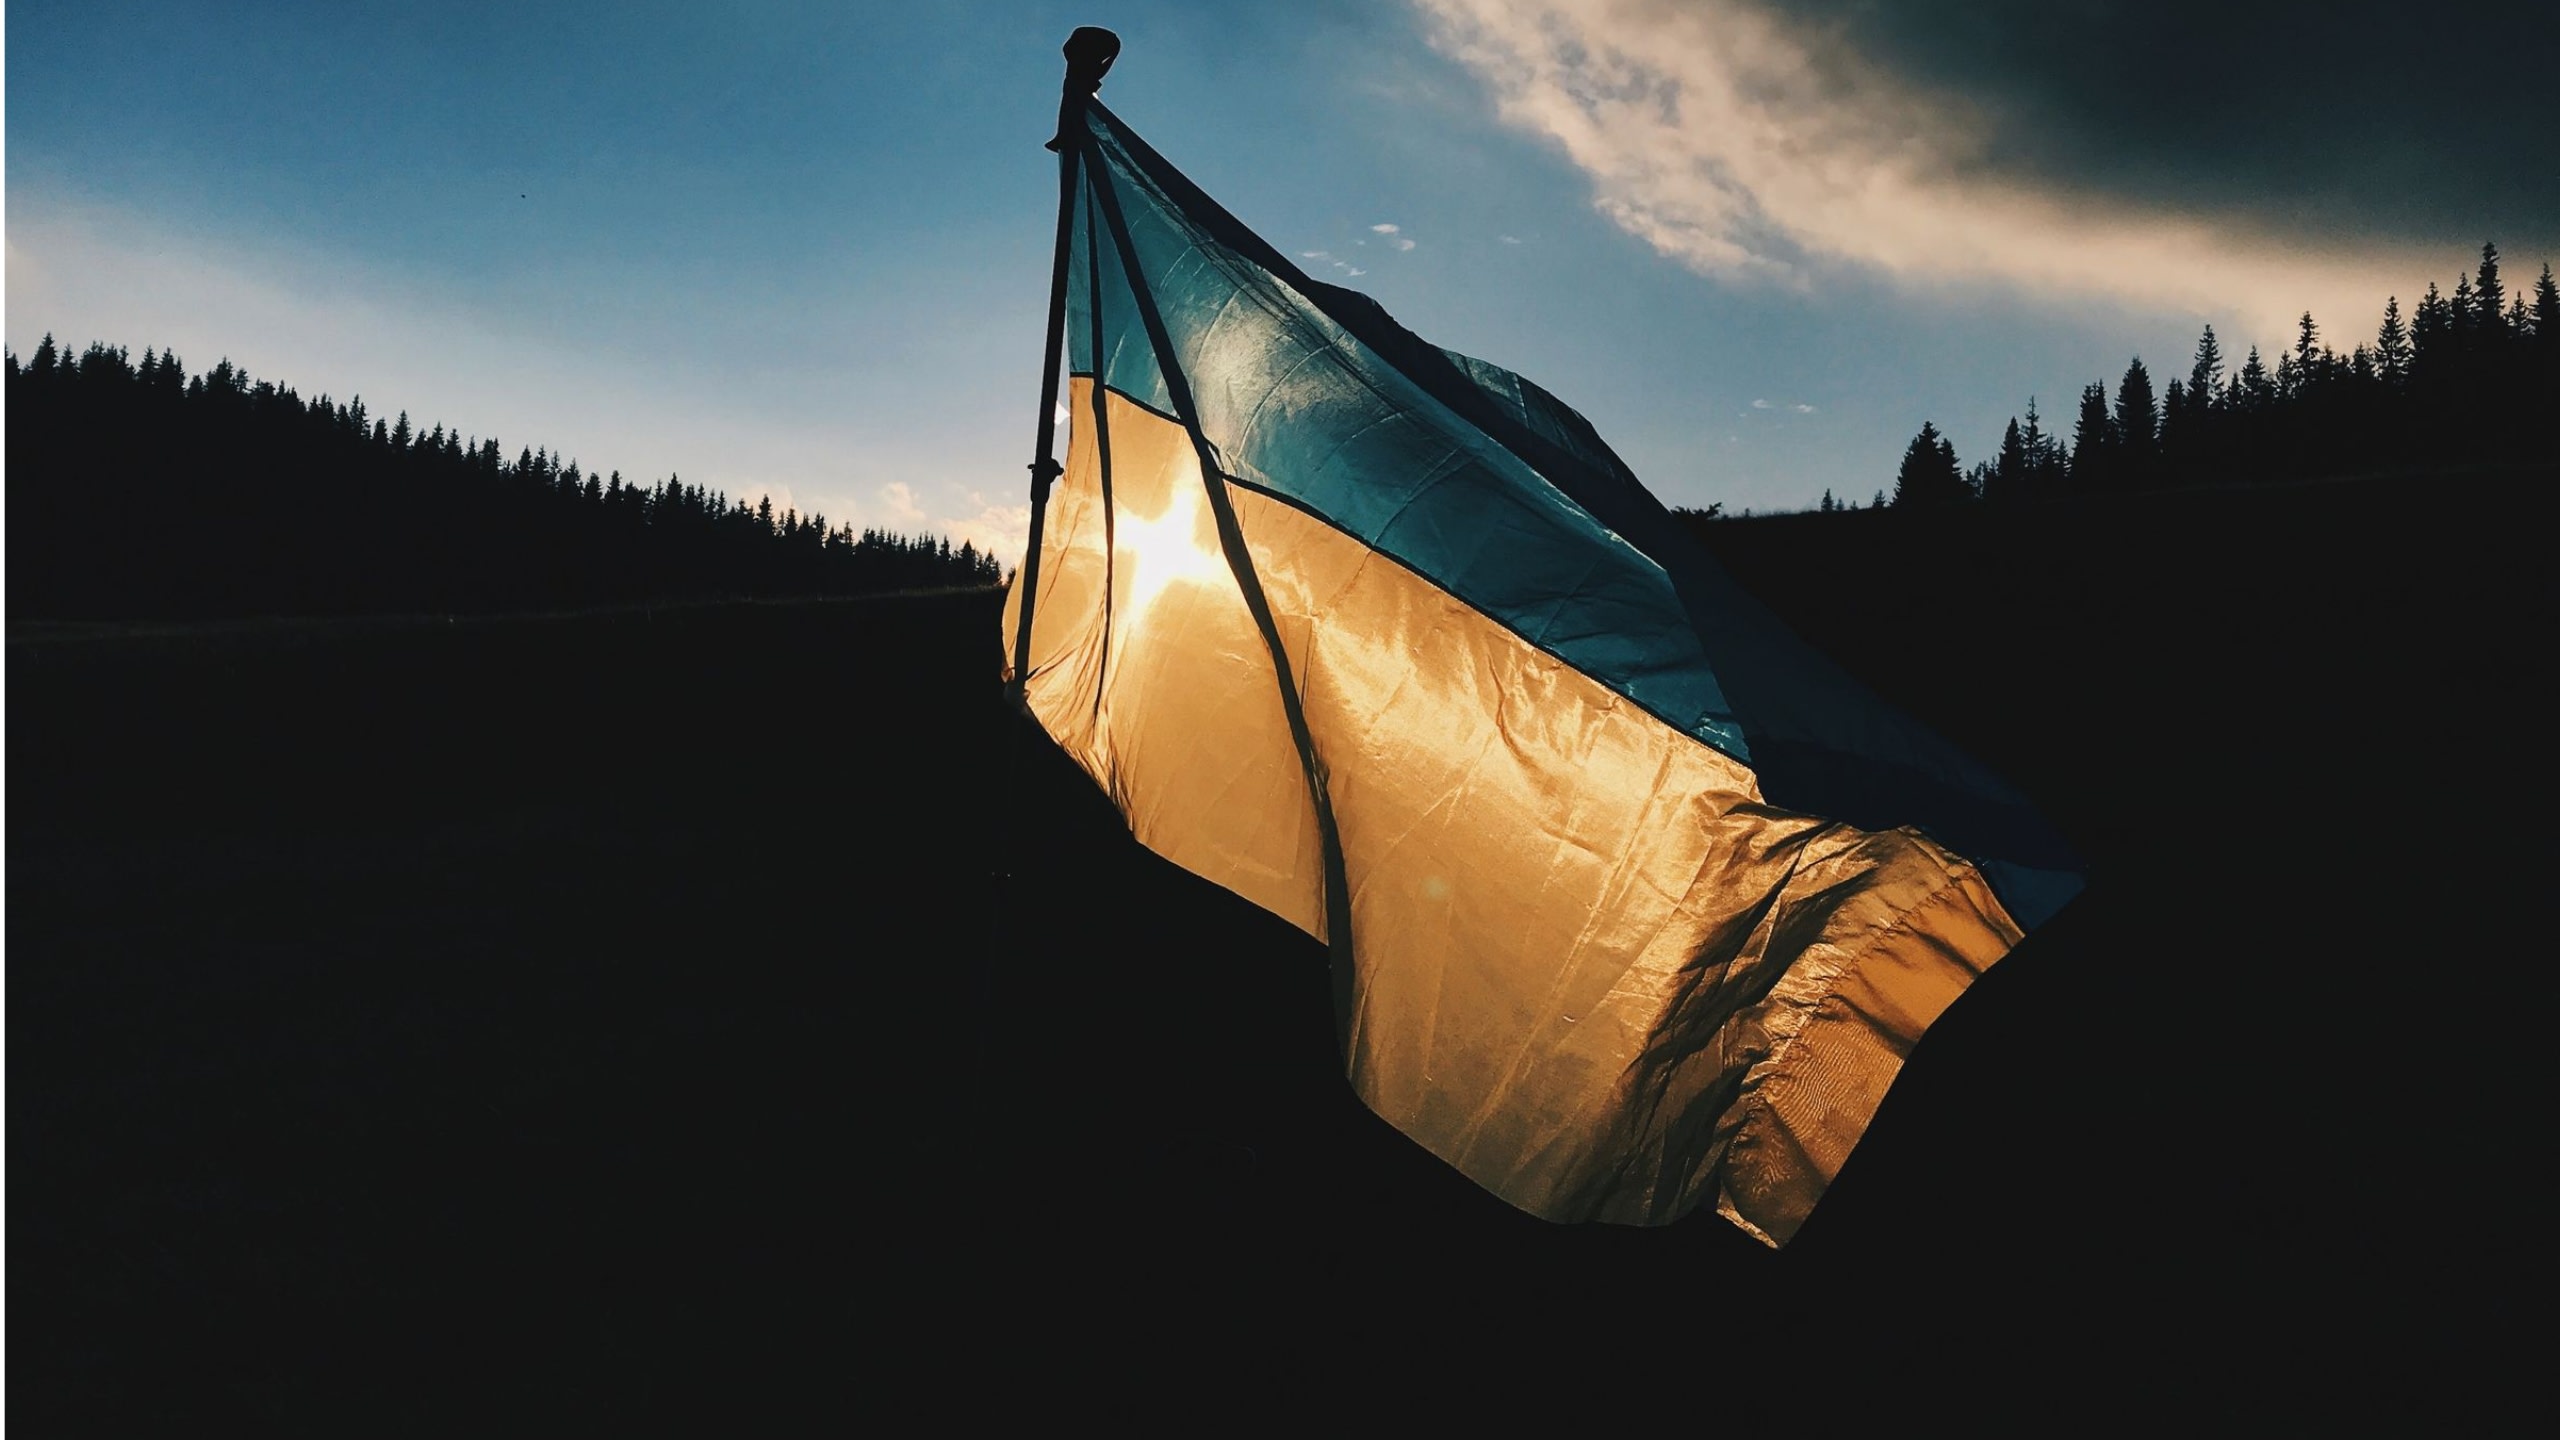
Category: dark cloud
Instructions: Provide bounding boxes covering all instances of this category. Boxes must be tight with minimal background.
[1772,0,2560,254]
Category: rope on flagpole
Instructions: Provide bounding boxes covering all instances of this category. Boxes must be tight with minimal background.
[1006,27,1119,707]
[983,30,1120,1177]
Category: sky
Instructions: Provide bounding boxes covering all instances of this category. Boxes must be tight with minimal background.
[9,1,2554,561]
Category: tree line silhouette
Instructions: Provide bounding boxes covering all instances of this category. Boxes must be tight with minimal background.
[6,340,1002,621]
[1843,243,2558,512]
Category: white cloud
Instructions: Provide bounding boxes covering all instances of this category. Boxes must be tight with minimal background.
[1749,398,1773,409]
[879,481,930,528]
[877,479,1031,567]
[742,482,803,518]
[940,490,1034,570]
[1414,0,2438,341]
[1300,249,1334,260]
[1791,402,1816,413]
[1499,234,1523,245]
[1370,222,1418,252]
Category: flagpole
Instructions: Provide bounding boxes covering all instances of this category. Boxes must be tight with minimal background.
[982,29,1119,1175]
[1006,26,1120,705]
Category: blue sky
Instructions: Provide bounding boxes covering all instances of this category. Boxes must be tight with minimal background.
[10,1,2545,560]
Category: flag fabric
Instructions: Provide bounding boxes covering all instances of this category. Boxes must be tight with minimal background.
[1003,99,2081,1245]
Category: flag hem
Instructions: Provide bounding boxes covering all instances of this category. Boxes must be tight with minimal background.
[1710,852,2022,1246]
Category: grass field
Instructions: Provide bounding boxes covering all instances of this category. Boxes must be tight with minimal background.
[10,471,2540,1420]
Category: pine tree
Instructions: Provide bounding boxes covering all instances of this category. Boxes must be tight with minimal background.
[2474,242,2506,342]
[2412,283,2450,379]
[2188,324,2224,402]
[1992,416,2027,503]
[2114,357,2158,485]
[2020,395,2063,494]
[2375,296,2411,385]
[2159,378,2189,469]
[2072,381,2113,490]
[1892,421,1967,507]
[2238,348,2272,411]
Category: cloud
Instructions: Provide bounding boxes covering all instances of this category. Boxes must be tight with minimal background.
[1749,398,1773,410]
[740,481,803,519]
[1371,223,1419,252]
[1791,403,1815,413]
[1413,0,2483,339]
[1749,1,2558,248]
[878,481,929,528]
[1301,249,1334,260]
[879,480,1031,569]
[940,490,1034,570]
[1499,234,1523,245]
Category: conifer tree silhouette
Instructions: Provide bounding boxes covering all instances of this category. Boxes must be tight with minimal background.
[5,343,1003,619]
[2071,382,2114,493]
[2188,325,2224,400]
[2375,298,2411,387]
[1991,417,2028,504]
[2114,358,2158,489]
[2474,243,2506,343]
[1893,421,1967,507]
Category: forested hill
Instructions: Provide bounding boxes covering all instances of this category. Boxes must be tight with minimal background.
[5,339,1001,622]
[1767,243,2560,515]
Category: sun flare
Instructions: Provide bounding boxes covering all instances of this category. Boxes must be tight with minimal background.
[1112,464,1229,631]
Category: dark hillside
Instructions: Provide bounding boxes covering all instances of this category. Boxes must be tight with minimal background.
[4,340,1000,621]
[11,469,2542,1420]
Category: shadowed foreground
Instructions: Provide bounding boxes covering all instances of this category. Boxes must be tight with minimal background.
[10,472,2539,1420]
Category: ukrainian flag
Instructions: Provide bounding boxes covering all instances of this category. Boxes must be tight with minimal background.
[1003,97,2081,1245]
